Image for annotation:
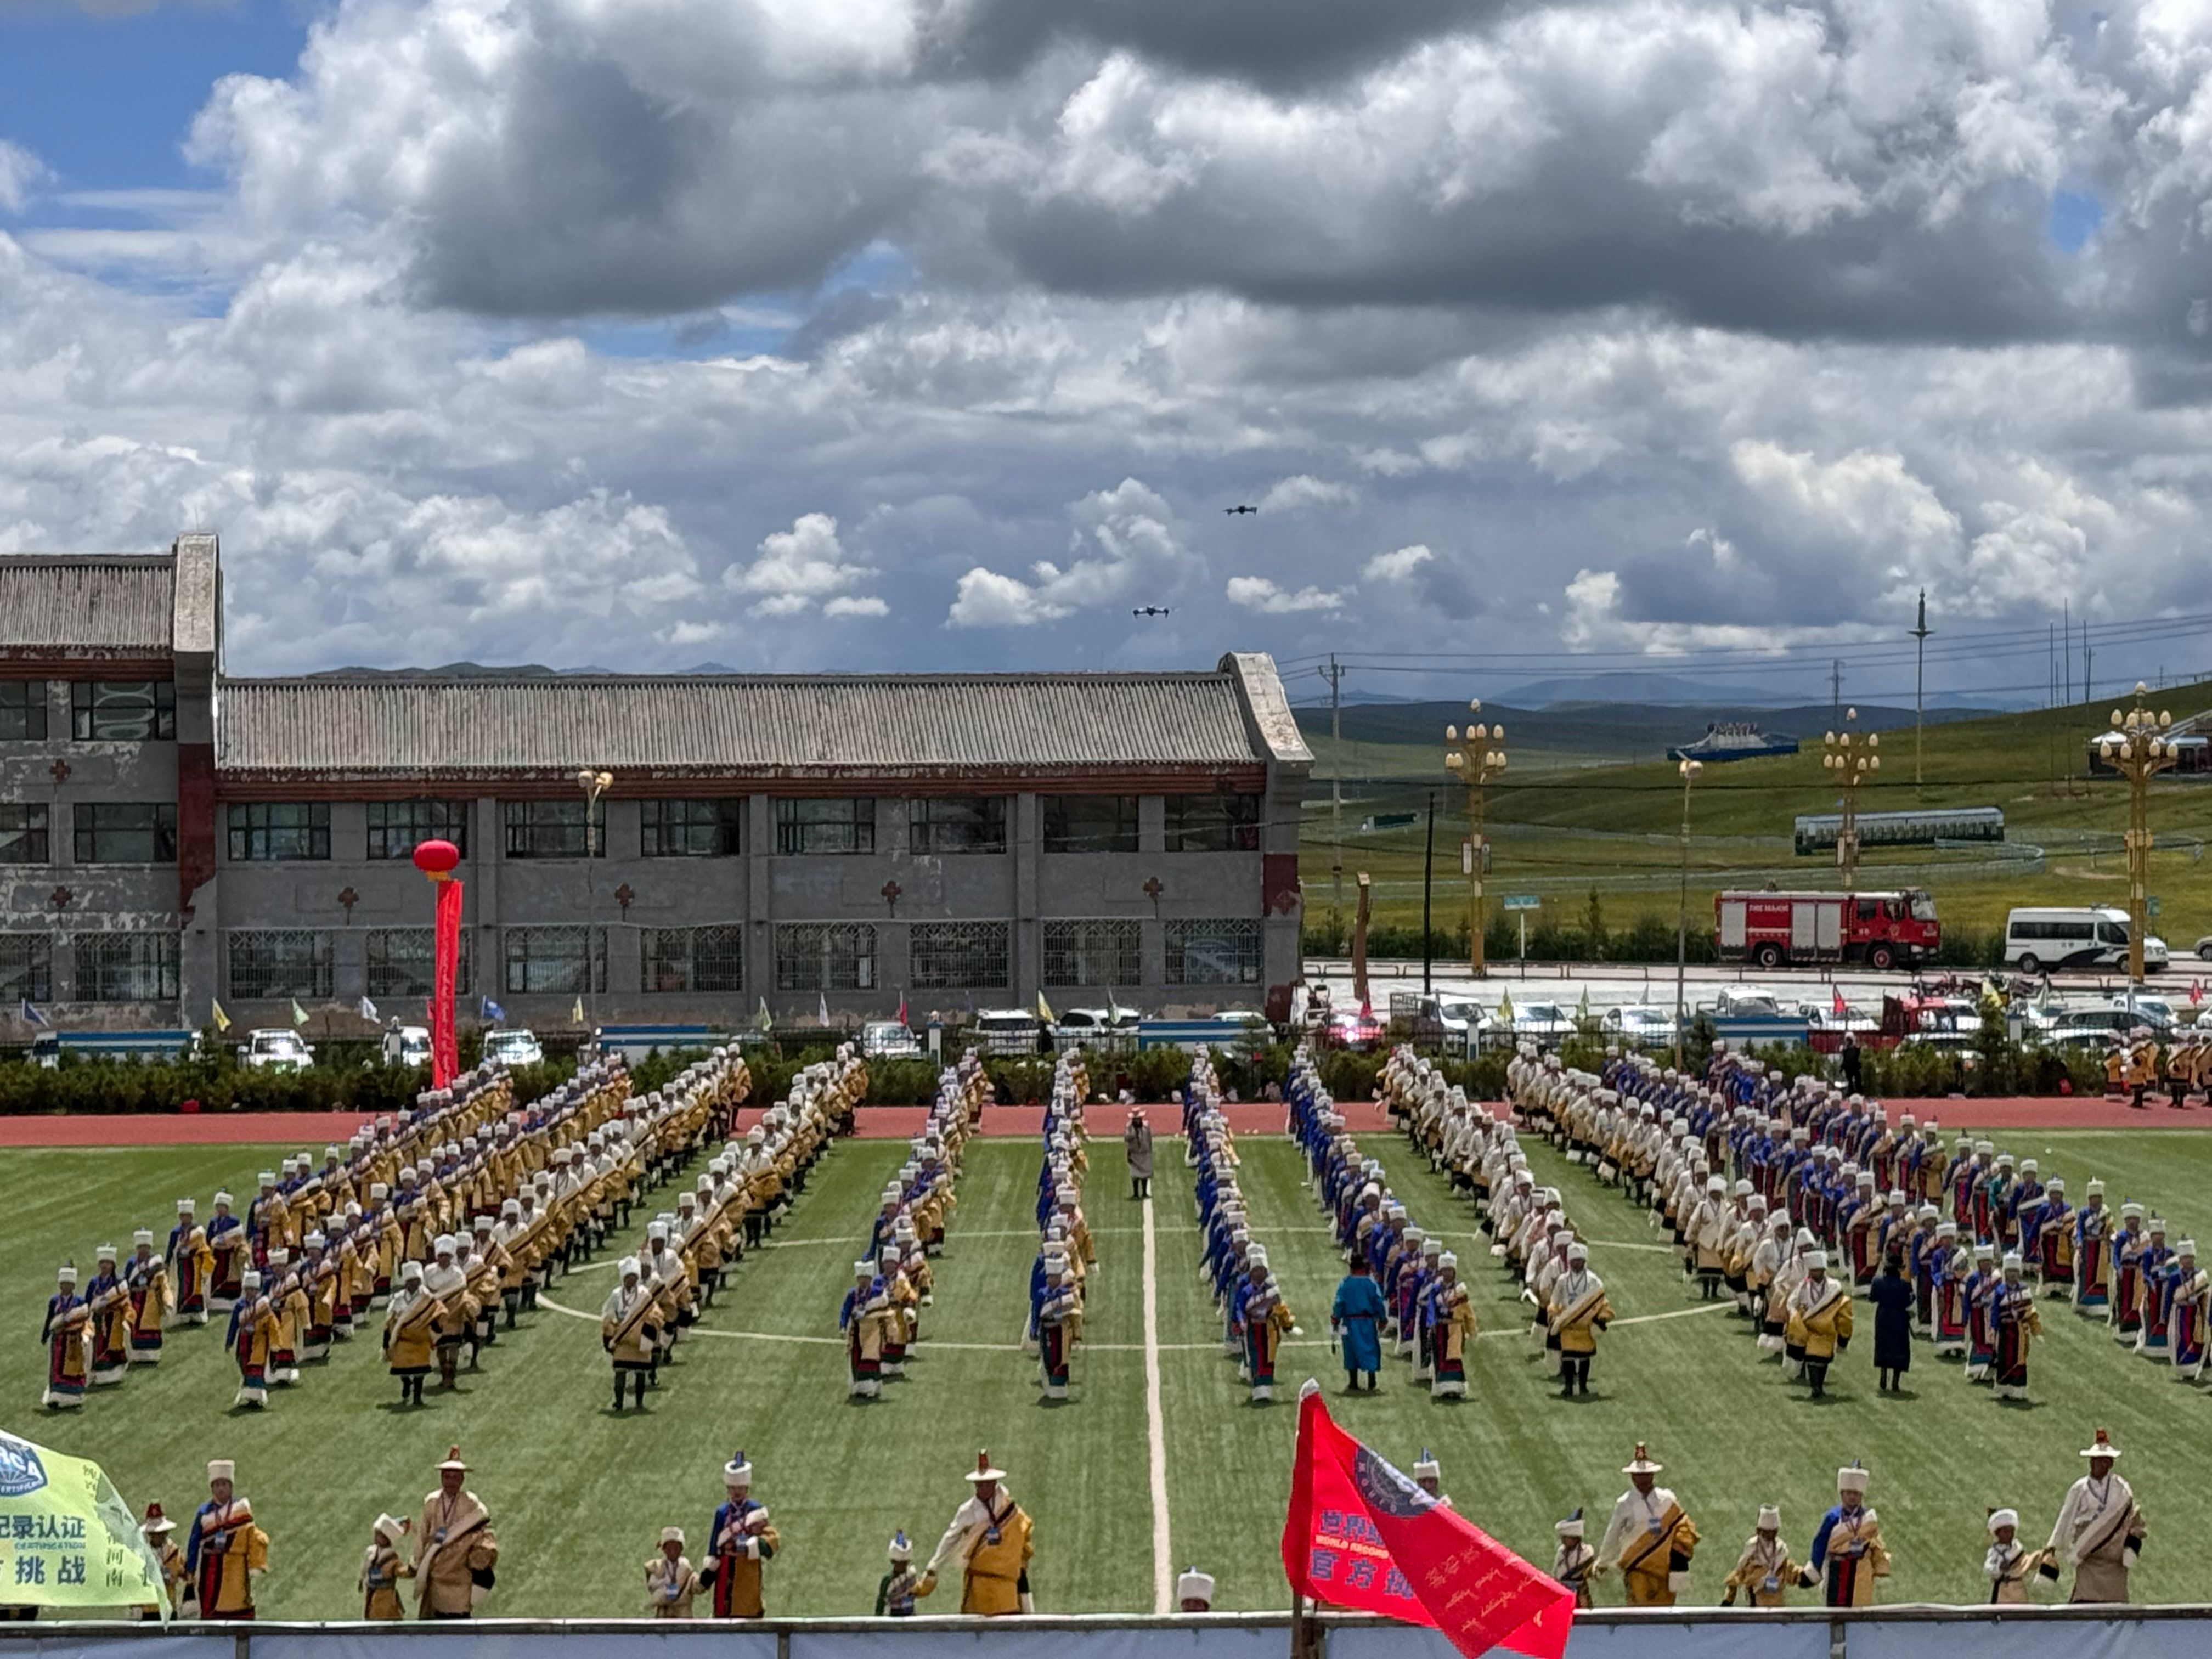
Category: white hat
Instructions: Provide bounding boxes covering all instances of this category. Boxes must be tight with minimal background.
[258,1171,277,1186]
[1837,1464,1869,1492]
[887,1531,912,1562]
[1567,1242,1589,1263]
[660,1527,685,1546]
[723,1453,753,1486]
[1623,1443,1662,1474]
[2002,1252,2024,1272]
[2081,1429,2121,1459]
[1177,1567,1216,1605]
[95,1243,116,1261]
[400,1262,422,1283]
[965,1451,1007,1482]
[213,1190,233,1206]
[1412,1448,1441,1481]
[1757,1505,1781,1530]
[619,1256,642,1277]
[1437,1251,1458,1269]
[1804,1250,1829,1269]
[1554,1508,1584,1537]
[241,1269,263,1291]
[374,1513,409,1545]
[177,1198,195,1214]
[1988,1509,2018,1533]
[437,1446,469,1472]
[132,1228,154,1248]
[2180,1239,2198,1256]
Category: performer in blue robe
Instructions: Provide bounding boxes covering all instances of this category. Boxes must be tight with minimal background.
[1330,1253,1387,1391]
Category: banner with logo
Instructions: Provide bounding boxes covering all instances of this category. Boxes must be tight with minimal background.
[1282,1390,1574,1659]
[0,1429,166,1610]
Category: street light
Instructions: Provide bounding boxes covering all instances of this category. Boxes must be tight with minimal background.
[1444,702,1507,978]
[575,768,613,1030]
[1673,758,1702,1071]
[1822,709,1878,893]
[2094,684,2177,987]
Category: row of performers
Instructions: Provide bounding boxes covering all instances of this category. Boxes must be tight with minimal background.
[1024,1057,1098,1401]
[833,1054,986,1400]
[1187,1061,1297,1402]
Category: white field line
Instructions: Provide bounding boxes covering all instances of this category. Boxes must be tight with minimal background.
[1143,1193,1171,1614]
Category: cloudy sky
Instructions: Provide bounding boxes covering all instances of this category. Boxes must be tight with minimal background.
[1,0,2209,698]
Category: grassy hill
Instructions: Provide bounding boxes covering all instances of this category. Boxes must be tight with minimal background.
[1300,681,2212,948]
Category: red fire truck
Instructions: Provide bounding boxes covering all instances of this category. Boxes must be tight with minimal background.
[1714,889,1940,971]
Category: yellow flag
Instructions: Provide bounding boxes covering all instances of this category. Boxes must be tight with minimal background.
[0,1431,167,1613]
[210,1000,231,1034]
[1036,990,1056,1024]
[572,997,586,1025]
[1496,988,1516,1024]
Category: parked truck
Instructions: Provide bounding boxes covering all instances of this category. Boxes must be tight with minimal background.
[1714,889,1940,971]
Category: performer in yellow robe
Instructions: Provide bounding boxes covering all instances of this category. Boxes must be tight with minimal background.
[126,1232,171,1363]
[413,1448,498,1619]
[227,1272,279,1409]
[184,1462,269,1620]
[1785,1253,1853,1398]
[1722,1505,1815,1606]
[1596,1444,1698,1607]
[359,1513,413,1620]
[137,1506,187,1618]
[383,1263,444,1409]
[40,1265,90,1410]
[1548,1247,1612,1398]
[921,1453,1034,1616]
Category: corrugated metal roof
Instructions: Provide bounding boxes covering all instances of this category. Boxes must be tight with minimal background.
[0,556,176,656]
[217,670,1283,777]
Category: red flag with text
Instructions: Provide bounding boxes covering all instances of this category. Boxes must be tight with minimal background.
[430,877,464,1089]
[1282,1389,1573,1659]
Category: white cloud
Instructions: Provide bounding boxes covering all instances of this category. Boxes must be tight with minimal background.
[725,511,881,617]
[947,477,1199,627]
[1361,544,1432,582]
[0,142,45,213]
[1256,474,1356,514]
[1226,575,1344,613]
[823,594,890,618]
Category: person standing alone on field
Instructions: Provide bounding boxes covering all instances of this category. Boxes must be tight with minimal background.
[1870,1254,1914,1392]
[1839,1033,1862,1094]
[1124,1107,1154,1200]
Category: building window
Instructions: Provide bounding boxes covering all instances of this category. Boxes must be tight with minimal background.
[774,922,877,991]
[226,930,334,1001]
[70,681,175,741]
[502,799,604,859]
[774,798,876,855]
[909,796,1006,855]
[642,926,746,993]
[226,802,331,862]
[1165,918,1262,985]
[1166,792,1262,852]
[1043,795,1139,854]
[642,799,744,858]
[0,681,47,742]
[366,800,472,860]
[0,805,49,865]
[365,928,474,1000]
[77,933,179,1002]
[74,803,177,864]
[909,921,1010,991]
[504,926,606,995]
[0,934,53,1003]
[1042,919,1142,988]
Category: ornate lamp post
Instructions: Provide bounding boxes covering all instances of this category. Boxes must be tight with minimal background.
[1822,709,1878,893]
[575,769,613,1030]
[1444,701,1506,978]
[2094,684,2176,988]
[1672,758,1702,1071]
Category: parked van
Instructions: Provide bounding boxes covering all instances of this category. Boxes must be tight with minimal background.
[2004,907,2169,974]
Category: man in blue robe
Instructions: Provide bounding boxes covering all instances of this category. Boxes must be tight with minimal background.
[1330,1253,1387,1391]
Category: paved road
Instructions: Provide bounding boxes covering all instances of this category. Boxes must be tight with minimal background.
[1302,955,2205,1013]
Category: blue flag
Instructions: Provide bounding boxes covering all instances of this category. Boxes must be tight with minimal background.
[481,995,506,1022]
[20,999,49,1027]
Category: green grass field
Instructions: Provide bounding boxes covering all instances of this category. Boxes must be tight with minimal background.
[1300,681,2212,943]
[15,1125,2212,1616]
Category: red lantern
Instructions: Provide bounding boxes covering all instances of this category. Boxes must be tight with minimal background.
[412,839,461,879]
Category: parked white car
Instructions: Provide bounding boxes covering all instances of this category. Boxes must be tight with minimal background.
[239,1028,314,1072]
[381,1025,432,1068]
[483,1028,544,1067]
[1497,1000,1576,1041]
[1600,1005,1677,1047]
[860,1019,923,1059]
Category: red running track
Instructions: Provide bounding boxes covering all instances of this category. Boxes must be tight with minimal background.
[3,1093,2200,1150]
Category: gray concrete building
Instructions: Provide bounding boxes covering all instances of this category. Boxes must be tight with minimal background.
[1,537,1312,1037]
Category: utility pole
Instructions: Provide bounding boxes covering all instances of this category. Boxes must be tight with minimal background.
[2084,625,2092,707]
[2049,623,2056,708]
[2063,601,2071,703]
[1420,792,1436,996]
[1912,589,1931,789]
[1319,656,1346,946]
[1831,659,1843,730]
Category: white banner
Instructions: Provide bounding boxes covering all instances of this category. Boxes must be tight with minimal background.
[1333,1619,1833,1659]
